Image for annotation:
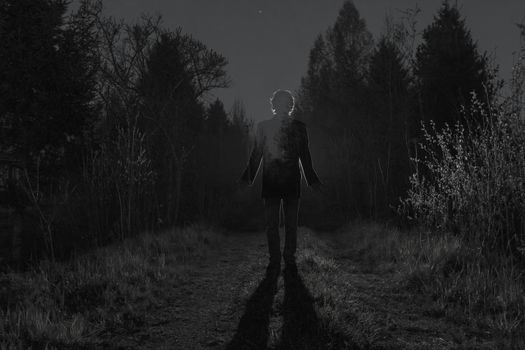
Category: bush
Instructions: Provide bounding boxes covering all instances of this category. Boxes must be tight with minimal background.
[403,95,525,257]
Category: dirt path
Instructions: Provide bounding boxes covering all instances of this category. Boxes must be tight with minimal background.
[105,232,270,349]
[103,229,494,350]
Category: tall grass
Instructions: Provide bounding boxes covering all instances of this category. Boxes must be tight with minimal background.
[392,69,525,340]
[403,104,525,256]
[0,224,219,349]
[378,29,525,345]
[333,222,525,344]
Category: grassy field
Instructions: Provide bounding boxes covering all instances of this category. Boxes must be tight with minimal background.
[300,222,525,349]
[0,224,221,349]
[1,222,524,349]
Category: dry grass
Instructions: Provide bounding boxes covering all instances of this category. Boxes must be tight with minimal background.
[294,228,382,349]
[0,223,220,349]
[290,224,525,348]
[331,221,525,346]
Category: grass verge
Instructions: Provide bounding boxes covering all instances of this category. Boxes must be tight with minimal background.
[297,222,525,349]
[0,223,220,349]
[294,227,386,349]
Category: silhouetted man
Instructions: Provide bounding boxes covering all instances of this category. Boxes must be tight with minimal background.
[239,89,322,268]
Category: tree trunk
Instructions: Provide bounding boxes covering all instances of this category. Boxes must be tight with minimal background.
[166,159,175,226]
[173,157,184,225]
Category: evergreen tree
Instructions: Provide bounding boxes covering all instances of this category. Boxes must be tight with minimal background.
[0,0,99,173]
[202,98,229,194]
[327,1,373,132]
[329,1,373,91]
[297,35,335,130]
[298,0,372,132]
[195,97,253,225]
[297,0,374,221]
[138,29,229,225]
[368,37,414,216]
[139,32,204,225]
[206,98,230,133]
[230,98,251,136]
[414,1,492,129]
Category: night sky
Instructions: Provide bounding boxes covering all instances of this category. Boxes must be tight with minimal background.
[89,0,525,122]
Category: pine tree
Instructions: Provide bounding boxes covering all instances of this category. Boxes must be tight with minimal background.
[137,28,229,225]
[414,0,492,129]
[206,99,230,133]
[298,1,372,132]
[139,32,204,225]
[368,37,413,216]
[327,1,373,131]
[0,0,98,173]
[296,0,374,220]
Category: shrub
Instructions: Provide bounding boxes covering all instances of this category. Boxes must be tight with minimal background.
[403,95,525,257]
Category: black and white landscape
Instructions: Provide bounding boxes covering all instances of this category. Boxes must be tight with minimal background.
[1,1,525,349]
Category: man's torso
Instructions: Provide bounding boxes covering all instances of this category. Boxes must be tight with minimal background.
[258,117,305,198]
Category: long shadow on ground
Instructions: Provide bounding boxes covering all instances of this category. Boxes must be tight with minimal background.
[227,260,353,350]
[275,260,330,350]
[226,264,280,350]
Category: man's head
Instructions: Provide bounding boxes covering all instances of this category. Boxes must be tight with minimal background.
[270,89,295,116]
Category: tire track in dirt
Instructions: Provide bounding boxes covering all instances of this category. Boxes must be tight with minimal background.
[104,228,495,350]
[108,232,270,349]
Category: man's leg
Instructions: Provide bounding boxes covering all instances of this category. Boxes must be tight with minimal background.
[264,197,282,265]
[282,198,300,263]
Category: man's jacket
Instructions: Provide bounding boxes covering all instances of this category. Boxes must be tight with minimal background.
[240,116,321,198]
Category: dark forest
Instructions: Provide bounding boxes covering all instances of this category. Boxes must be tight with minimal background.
[1,0,525,348]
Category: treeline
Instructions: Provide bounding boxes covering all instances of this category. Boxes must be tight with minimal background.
[295,0,498,226]
[0,0,251,261]
[1,0,520,261]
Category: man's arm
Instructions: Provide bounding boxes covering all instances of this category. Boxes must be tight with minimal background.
[298,124,321,186]
[239,123,264,185]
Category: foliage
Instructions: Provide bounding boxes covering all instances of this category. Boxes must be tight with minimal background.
[367,37,414,218]
[197,98,253,227]
[84,9,230,239]
[0,0,234,260]
[0,0,102,260]
[0,0,99,174]
[296,0,374,222]
[414,1,494,130]
[138,27,229,226]
[298,1,372,134]
[404,17,525,255]
[333,222,525,345]
[405,94,525,256]
[297,0,419,221]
